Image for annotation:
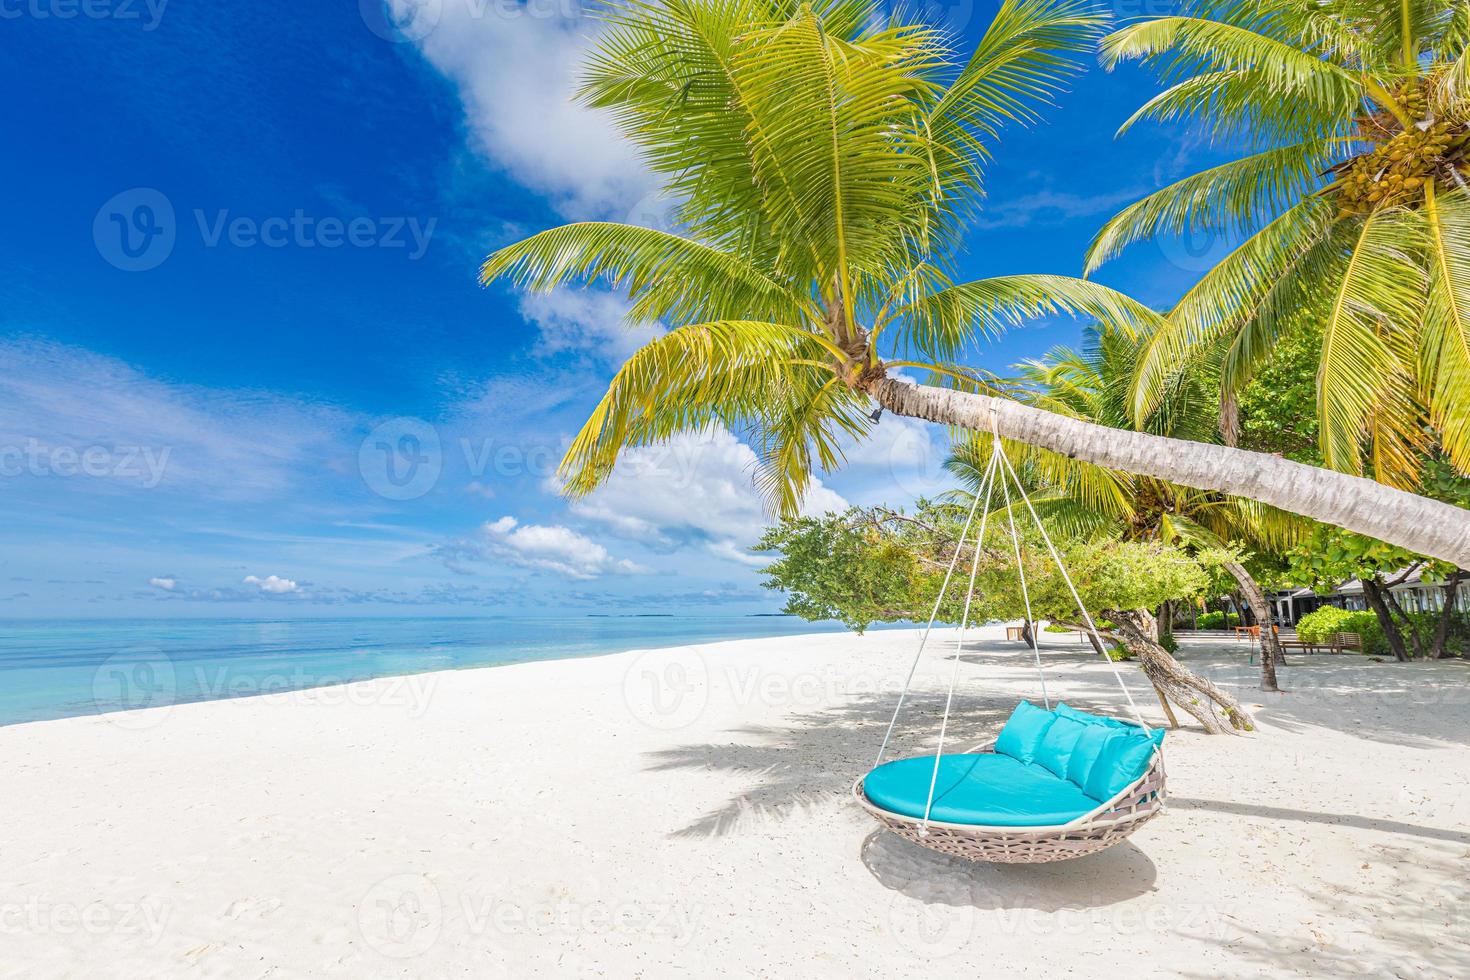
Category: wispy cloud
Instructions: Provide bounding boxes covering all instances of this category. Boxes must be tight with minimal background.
[0,338,350,500]
[405,3,653,218]
[566,426,848,566]
[243,573,299,594]
[438,514,648,579]
[519,288,660,362]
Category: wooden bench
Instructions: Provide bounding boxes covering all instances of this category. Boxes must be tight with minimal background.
[1005,625,1026,641]
[1279,631,1363,654]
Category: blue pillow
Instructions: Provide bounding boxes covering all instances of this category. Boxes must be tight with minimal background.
[1064,724,1115,789]
[1033,714,1088,779]
[1054,701,1134,731]
[1082,729,1164,802]
[994,701,1057,765]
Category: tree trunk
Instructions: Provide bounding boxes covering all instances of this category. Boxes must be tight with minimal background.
[1361,576,1411,662]
[1431,570,1463,659]
[1222,594,1242,629]
[870,378,1470,566]
[1222,560,1283,692]
[1226,592,1247,626]
[1382,588,1429,659]
[1102,609,1254,734]
[1157,599,1175,650]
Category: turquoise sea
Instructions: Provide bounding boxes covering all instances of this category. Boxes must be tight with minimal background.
[0,616,877,727]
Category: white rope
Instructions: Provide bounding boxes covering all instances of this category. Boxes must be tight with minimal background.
[920,440,1001,832]
[872,449,996,768]
[996,436,1048,710]
[995,447,1150,732]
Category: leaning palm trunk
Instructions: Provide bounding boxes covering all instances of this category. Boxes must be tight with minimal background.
[1102,609,1253,734]
[1221,560,1282,692]
[870,379,1470,566]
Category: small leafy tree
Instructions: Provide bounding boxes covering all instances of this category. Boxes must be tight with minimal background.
[1284,526,1446,660]
[758,503,1253,732]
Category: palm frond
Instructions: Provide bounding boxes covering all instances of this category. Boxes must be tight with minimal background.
[898,274,1161,360]
[1101,16,1363,114]
[925,0,1108,228]
[1420,182,1470,472]
[480,221,814,325]
[1316,209,1427,478]
[1086,140,1341,272]
[1129,197,1339,424]
[559,319,832,499]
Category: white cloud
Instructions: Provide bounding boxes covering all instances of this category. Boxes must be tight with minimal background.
[244,574,299,594]
[519,289,660,361]
[839,409,952,500]
[147,576,177,591]
[405,2,653,218]
[0,338,348,499]
[454,515,648,579]
[567,427,848,565]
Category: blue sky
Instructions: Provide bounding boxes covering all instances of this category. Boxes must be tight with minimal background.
[0,1,1225,617]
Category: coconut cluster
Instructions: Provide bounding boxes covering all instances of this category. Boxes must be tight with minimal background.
[1336,81,1470,213]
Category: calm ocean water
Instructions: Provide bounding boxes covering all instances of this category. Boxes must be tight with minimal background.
[0,615,878,727]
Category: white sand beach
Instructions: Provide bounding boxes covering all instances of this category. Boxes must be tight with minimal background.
[2,626,1468,978]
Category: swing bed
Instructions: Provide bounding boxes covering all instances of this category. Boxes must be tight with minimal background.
[853,428,1167,864]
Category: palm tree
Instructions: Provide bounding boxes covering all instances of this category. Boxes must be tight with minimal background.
[948,332,1302,692]
[479,0,1470,565]
[1092,1,1470,496]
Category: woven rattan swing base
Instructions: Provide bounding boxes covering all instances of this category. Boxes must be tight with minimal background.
[854,742,1166,863]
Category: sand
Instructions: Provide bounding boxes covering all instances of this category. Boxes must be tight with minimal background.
[1,625,1467,978]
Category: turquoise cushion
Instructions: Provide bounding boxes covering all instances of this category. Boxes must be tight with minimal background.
[994,701,1056,765]
[1065,723,1115,788]
[863,753,1100,827]
[1055,701,1134,731]
[1082,728,1164,802]
[1033,715,1088,779]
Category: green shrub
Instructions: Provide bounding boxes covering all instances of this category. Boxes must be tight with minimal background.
[1295,606,1354,642]
[1343,612,1385,655]
[1295,607,1384,654]
[1043,619,1116,633]
[1196,610,1241,630]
